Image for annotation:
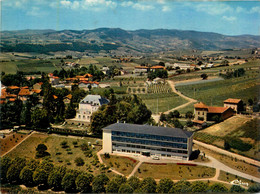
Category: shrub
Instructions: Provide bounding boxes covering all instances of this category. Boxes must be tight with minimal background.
[60,141,68,148]
[75,157,85,166]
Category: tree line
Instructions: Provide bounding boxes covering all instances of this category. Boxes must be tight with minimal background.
[1,156,259,193]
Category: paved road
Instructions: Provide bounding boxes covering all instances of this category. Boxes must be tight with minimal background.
[97,150,260,184]
[1,131,36,157]
[194,140,260,167]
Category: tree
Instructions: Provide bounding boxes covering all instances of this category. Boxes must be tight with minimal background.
[6,157,26,184]
[75,173,93,193]
[31,108,50,129]
[48,166,67,190]
[113,175,127,185]
[127,176,140,191]
[74,157,85,166]
[160,113,166,122]
[156,178,173,193]
[248,98,254,106]
[185,111,193,119]
[33,168,48,186]
[119,183,134,193]
[248,183,260,193]
[230,185,245,193]
[36,144,49,158]
[65,101,76,119]
[201,73,208,80]
[20,167,34,186]
[209,183,228,192]
[92,174,109,193]
[0,157,12,183]
[190,181,209,192]
[169,180,191,193]
[106,180,120,193]
[61,173,77,192]
[139,177,157,193]
[186,120,193,127]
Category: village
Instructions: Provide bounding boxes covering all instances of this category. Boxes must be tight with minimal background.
[1,48,260,193]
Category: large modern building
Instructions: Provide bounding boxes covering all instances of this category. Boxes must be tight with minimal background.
[102,123,193,161]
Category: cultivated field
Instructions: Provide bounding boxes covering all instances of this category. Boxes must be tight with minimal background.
[138,93,188,114]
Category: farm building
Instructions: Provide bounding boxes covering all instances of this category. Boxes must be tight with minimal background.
[102,123,193,161]
[223,98,244,113]
[193,102,234,122]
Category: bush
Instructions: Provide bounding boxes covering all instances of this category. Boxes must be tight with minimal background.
[60,141,68,148]
[75,157,85,166]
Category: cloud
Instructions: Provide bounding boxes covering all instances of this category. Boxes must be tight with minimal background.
[250,6,260,14]
[59,0,116,11]
[121,1,154,11]
[195,3,233,15]
[26,6,47,17]
[162,5,171,12]
[222,16,237,22]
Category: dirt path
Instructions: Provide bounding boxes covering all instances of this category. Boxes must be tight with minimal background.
[1,131,36,157]
[164,80,197,114]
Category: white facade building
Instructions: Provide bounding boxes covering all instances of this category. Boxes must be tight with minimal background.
[75,95,109,123]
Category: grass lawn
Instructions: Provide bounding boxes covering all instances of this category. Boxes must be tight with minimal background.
[5,133,109,176]
[135,163,215,180]
[138,93,188,114]
[193,144,260,178]
[218,170,255,187]
[101,155,138,176]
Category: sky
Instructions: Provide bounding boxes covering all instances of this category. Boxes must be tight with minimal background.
[1,0,260,35]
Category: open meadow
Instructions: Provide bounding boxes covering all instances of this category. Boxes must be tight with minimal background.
[4,132,115,176]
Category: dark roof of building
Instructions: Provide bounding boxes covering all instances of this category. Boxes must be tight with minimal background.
[103,123,193,138]
[80,95,109,106]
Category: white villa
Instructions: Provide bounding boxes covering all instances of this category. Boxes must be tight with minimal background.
[75,95,109,123]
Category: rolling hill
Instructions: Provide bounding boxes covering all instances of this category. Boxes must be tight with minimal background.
[1,28,259,54]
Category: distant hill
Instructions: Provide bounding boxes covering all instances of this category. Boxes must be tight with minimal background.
[1,28,259,54]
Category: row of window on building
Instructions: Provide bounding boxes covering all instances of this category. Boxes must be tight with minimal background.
[111,136,188,149]
[111,131,187,143]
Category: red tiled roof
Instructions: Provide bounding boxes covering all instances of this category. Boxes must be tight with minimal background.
[151,66,165,69]
[192,120,206,124]
[32,89,42,94]
[21,86,29,89]
[207,106,229,113]
[65,94,72,99]
[0,100,5,104]
[84,74,93,77]
[8,86,20,90]
[9,98,16,102]
[194,102,208,109]
[223,98,242,104]
[6,94,17,98]
[53,95,58,99]
[39,82,43,85]
[135,66,149,69]
[18,89,32,96]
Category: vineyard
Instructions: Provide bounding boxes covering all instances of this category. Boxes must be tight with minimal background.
[147,83,172,93]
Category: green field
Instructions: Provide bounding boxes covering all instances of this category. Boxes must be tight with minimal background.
[135,163,216,180]
[138,93,188,114]
[176,76,259,107]
[5,133,107,175]
[0,59,60,74]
